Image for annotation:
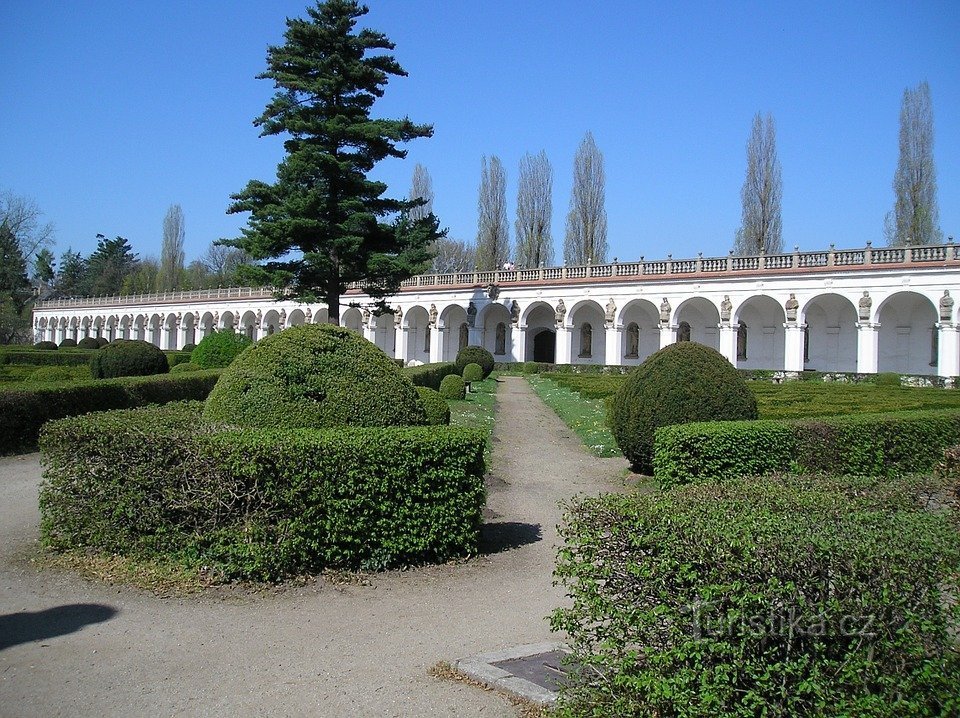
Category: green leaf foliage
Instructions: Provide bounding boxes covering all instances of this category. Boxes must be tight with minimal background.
[226,0,442,321]
[552,476,960,717]
[76,337,100,350]
[416,385,450,426]
[455,345,494,378]
[462,363,483,383]
[402,361,459,389]
[203,323,427,429]
[439,374,466,400]
[190,330,252,369]
[39,402,486,580]
[608,342,757,473]
[33,341,58,350]
[90,339,169,379]
[169,361,202,374]
[58,338,77,348]
[0,346,94,366]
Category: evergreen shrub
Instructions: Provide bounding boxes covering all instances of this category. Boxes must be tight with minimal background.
[170,362,201,374]
[181,343,196,352]
[96,337,110,347]
[403,361,459,390]
[608,342,757,473]
[203,323,427,429]
[165,351,194,368]
[29,366,82,383]
[39,403,486,580]
[34,341,58,350]
[190,330,252,369]
[90,339,169,379]
[58,338,77,348]
[455,345,494,378]
[0,348,94,367]
[416,386,450,425]
[552,476,960,718]
[439,374,466,400]
[462,363,483,383]
[77,337,100,350]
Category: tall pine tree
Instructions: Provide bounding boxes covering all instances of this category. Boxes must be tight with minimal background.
[0,222,34,344]
[227,0,441,324]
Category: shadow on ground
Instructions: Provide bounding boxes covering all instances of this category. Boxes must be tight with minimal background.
[479,521,542,555]
[0,603,118,651]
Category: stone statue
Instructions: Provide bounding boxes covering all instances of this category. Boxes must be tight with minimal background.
[940,290,954,322]
[720,296,732,322]
[256,309,263,324]
[626,323,639,357]
[429,303,438,326]
[487,283,500,300]
[279,308,287,326]
[659,298,670,323]
[466,301,477,327]
[858,291,872,321]
[555,299,566,325]
[361,306,371,326]
[785,294,798,322]
[510,300,520,326]
[304,308,313,322]
[605,298,616,324]
[393,306,403,327]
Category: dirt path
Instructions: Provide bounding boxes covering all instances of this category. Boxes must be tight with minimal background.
[0,376,627,718]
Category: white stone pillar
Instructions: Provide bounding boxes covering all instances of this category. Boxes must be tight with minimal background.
[395,326,408,362]
[605,324,622,366]
[362,323,376,346]
[429,326,444,363]
[162,323,176,351]
[178,322,191,350]
[718,323,737,366]
[468,325,483,347]
[783,323,806,372]
[936,322,960,378]
[511,325,526,362]
[659,324,677,349]
[856,322,880,374]
[556,326,573,364]
[56,324,65,344]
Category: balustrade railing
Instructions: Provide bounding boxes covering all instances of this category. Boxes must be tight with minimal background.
[35,242,959,309]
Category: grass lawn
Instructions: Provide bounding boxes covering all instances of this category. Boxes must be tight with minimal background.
[448,373,498,462]
[527,375,621,457]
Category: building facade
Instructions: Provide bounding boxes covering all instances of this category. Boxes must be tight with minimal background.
[32,243,960,377]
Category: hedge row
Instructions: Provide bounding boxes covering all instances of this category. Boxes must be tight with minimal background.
[402,362,459,390]
[653,409,960,486]
[0,371,221,454]
[552,475,960,717]
[0,347,96,366]
[39,403,487,580]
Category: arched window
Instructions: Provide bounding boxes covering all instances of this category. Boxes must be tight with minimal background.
[495,322,506,355]
[579,322,593,358]
[625,322,640,358]
[458,322,469,351]
[736,321,747,360]
[678,321,691,343]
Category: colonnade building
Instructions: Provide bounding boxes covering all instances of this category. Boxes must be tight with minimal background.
[32,243,960,378]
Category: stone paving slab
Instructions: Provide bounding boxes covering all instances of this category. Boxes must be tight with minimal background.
[454,642,571,705]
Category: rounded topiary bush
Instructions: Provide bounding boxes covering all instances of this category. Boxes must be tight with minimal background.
[439,374,466,400]
[608,342,758,474]
[96,337,110,348]
[462,363,483,383]
[169,361,202,374]
[90,339,170,379]
[456,345,494,378]
[181,342,196,352]
[34,341,58,350]
[416,386,451,426]
[77,337,100,350]
[191,330,252,369]
[58,338,77,348]
[203,323,427,429]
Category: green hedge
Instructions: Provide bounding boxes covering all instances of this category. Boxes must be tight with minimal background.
[39,403,486,580]
[402,362,459,390]
[654,409,960,487]
[165,351,193,368]
[552,475,960,717]
[0,347,96,367]
[0,371,221,454]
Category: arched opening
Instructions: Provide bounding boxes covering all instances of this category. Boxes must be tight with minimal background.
[533,329,556,363]
[287,309,305,327]
[569,300,605,364]
[877,291,938,375]
[677,321,691,342]
[262,309,282,336]
[801,294,857,373]
[522,301,555,361]
[619,299,660,365]
[240,310,259,341]
[674,297,720,350]
[479,302,513,358]
[341,307,363,333]
[405,305,430,364]
[440,304,469,361]
[734,295,785,369]
[495,322,507,355]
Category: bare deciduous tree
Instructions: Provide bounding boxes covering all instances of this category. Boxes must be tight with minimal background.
[408,163,434,222]
[563,132,607,265]
[158,204,185,291]
[203,242,250,286]
[888,81,941,246]
[515,151,554,268]
[475,155,509,270]
[734,113,783,256]
[0,189,54,261]
[430,237,475,274]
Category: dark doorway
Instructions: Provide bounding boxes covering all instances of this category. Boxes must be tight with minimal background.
[533,330,556,363]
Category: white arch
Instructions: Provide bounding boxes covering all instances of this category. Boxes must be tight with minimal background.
[568,299,606,365]
[674,297,720,350]
[877,291,938,375]
[618,298,660,365]
[733,295,785,370]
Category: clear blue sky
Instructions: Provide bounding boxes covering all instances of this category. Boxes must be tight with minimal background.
[2,1,958,267]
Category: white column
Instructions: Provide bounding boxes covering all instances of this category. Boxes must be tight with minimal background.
[556,326,573,364]
[718,323,737,366]
[856,322,880,374]
[783,323,806,372]
[511,325,526,362]
[395,326,408,362]
[429,326,444,363]
[162,323,176,351]
[659,324,677,349]
[937,322,960,378]
[56,324,65,344]
[468,325,483,347]
[362,322,377,346]
[178,323,191,350]
[605,324,622,366]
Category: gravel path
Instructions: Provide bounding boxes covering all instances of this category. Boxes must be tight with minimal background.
[0,376,627,717]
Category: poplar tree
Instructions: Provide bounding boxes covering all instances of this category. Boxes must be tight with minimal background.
[734,113,783,255]
[158,204,185,291]
[475,155,509,270]
[515,151,554,268]
[563,132,607,265]
[227,0,441,324]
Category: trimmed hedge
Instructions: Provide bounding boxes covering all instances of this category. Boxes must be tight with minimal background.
[403,361,459,390]
[653,409,960,487]
[58,338,77,348]
[0,348,94,366]
[90,340,169,379]
[0,371,221,454]
[77,337,100,350]
[33,341,58,350]
[439,374,466,400]
[552,475,960,718]
[416,386,451,426]
[455,345,494,378]
[39,403,486,580]
[191,330,252,369]
[165,351,194,368]
[462,363,483,383]
[169,361,202,374]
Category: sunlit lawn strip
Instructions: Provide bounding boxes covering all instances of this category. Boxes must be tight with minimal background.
[527,375,620,457]
[449,374,498,462]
